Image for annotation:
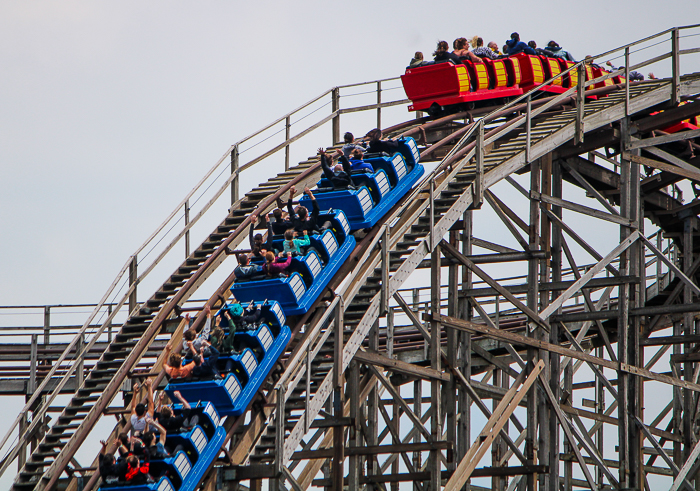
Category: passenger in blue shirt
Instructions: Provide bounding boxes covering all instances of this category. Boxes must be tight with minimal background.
[345,148,374,173]
[505,32,536,56]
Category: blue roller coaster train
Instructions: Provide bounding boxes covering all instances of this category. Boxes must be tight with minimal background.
[98,137,422,491]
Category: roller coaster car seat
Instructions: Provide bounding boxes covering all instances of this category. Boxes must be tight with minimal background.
[463,60,490,92]
[482,58,510,89]
[503,56,523,87]
[539,56,564,86]
[512,53,545,88]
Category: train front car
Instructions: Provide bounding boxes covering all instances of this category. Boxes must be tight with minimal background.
[401,60,523,115]
[300,137,424,231]
[165,300,291,417]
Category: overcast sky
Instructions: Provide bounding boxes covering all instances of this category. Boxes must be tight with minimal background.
[1,0,699,306]
[1,1,700,488]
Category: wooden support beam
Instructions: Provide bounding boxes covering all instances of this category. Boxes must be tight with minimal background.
[623,152,700,182]
[628,128,700,149]
[444,360,544,491]
[531,190,633,227]
[431,313,700,394]
[354,348,449,382]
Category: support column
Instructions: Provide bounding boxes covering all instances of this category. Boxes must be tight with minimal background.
[618,117,633,489]
[430,245,442,491]
[231,145,239,206]
[526,159,541,491]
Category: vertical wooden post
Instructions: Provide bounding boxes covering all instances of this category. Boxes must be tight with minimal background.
[332,302,345,491]
[348,361,360,490]
[29,334,38,396]
[526,158,541,491]
[575,63,586,145]
[184,199,190,259]
[18,412,27,471]
[526,95,532,163]
[376,81,382,130]
[618,117,632,488]
[107,303,113,343]
[332,87,340,145]
[387,308,394,359]
[76,333,84,388]
[381,225,390,316]
[285,116,291,171]
[413,378,422,491]
[430,244,442,491]
[368,319,380,489]
[129,255,137,315]
[231,145,239,206]
[672,28,680,106]
[274,384,285,489]
[551,159,563,490]
[446,229,459,474]
[43,306,51,346]
[474,119,484,208]
[625,47,631,117]
[459,210,473,485]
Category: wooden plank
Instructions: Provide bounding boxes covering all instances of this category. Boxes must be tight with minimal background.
[291,441,452,460]
[532,190,632,227]
[354,348,449,382]
[624,152,700,182]
[628,129,700,149]
[432,313,700,394]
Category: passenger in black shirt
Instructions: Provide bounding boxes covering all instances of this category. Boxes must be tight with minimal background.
[249,214,274,253]
[270,207,292,235]
[365,128,400,155]
[433,40,462,64]
[99,440,127,485]
[155,390,200,433]
[287,185,330,234]
[319,148,353,190]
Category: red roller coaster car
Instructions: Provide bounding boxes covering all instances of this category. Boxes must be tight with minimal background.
[401,53,621,115]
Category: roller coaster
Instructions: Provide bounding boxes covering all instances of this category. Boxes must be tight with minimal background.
[3,25,700,491]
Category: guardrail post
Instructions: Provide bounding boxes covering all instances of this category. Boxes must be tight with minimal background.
[429,180,435,250]
[274,384,285,484]
[285,116,291,171]
[129,255,137,314]
[525,95,532,163]
[376,81,382,129]
[231,144,239,206]
[76,333,84,388]
[107,303,113,343]
[387,307,394,358]
[625,47,630,117]
[672,28,680,106]
[575,63,586,145]
[381,225,389,316]
[184,199,190,258]
[332,301,344,491]
[305,343,311,433]
[474,119,484,209]
[29,334,38,395]
[18,412,27,471]
[43,306,50,345]
[332,87,340,144]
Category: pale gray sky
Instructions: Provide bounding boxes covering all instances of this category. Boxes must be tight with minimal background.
[2,0,699,305]
[1,1,700,488]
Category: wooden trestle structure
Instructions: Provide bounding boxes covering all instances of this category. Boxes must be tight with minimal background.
[3,25,700,491]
